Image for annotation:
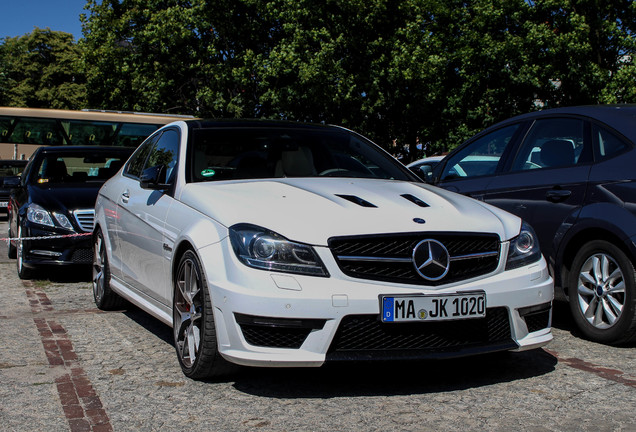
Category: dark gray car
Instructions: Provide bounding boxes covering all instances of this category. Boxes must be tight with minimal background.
[428,105,636,345]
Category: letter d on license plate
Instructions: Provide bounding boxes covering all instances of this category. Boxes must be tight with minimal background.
[381,292,486,322]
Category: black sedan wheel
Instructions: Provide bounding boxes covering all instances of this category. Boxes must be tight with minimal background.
[16,225,33,280]
[7,228,16,259]
[92,229,125,310]
[173,250,233,380]
[569,240,636,344]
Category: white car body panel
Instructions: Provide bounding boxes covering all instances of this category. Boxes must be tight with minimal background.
[94,120,554,373]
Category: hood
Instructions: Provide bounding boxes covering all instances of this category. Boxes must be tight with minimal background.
[27,183,102,213]
[178,178,522,246]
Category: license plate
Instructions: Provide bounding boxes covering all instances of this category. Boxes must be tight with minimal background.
[381,292,486,322]
[0,201,7,208]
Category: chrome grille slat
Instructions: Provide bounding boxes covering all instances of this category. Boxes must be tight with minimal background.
[73,209,95,232]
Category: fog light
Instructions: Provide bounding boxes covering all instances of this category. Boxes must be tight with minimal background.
[30,250,63,257]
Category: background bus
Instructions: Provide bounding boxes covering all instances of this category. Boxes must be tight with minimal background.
[0,107,193,160]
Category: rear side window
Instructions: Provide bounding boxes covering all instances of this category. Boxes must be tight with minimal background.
[511,118,589,171]
[593,125,630,161]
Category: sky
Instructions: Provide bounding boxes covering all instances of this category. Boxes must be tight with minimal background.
[2,0,87,41]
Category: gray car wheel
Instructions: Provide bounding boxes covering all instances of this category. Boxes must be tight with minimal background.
[173,249,234,380]
[569,240,636,344]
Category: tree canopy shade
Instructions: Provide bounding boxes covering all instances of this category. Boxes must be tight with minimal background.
[0,28,86,109]
[3,0,636,158]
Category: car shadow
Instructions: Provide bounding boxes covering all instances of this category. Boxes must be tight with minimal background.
[229,349,557,397]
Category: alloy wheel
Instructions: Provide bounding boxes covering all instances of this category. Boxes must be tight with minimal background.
[173,256,203,368]
[92,233,105,304]
[576,252,625,330]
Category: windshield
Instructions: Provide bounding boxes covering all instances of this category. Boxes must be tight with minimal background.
[189,127,413,182]
[31,152,129,185]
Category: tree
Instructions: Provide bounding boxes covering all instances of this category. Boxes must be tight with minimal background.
[80,0,636,154]
[0,28,85,109]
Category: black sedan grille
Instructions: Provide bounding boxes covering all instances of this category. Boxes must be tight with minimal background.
[329,232,500,285]
[326,307,515,360]
[73,209,95,233]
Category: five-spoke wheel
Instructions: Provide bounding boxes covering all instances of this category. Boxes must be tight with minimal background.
[173,250,232,379]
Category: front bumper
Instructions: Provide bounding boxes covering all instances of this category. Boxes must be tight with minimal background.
[19,224,92,268]
[198,239,554,368]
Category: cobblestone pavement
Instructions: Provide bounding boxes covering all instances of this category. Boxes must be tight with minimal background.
[1,220,636,432]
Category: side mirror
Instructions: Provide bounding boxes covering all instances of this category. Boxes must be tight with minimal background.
[140,165,171,190]
[412,165,434,184]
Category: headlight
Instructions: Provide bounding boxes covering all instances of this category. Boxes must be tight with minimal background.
[229,224,329,277]
[26,203,74,231]
[505,221,541,270]
[27,204,54,227]
[54,213,74,230]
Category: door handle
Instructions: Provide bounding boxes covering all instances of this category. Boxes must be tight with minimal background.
[545,189,571,202]
[121,190,130,204]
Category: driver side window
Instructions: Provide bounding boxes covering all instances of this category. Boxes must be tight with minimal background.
[145,129,180,183]
[441,124,519,181]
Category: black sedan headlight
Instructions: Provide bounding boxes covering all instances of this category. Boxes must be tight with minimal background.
[26,203,74,231]
[229,224,329,277]
[506,221,542,270]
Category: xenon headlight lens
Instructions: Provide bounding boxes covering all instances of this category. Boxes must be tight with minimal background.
[54,213,74,230]
[229,224,329,277]
[27,204,54,227]
[506,221,542,270]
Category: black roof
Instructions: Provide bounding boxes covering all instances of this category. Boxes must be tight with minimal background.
[186,118,342,131]
[484,104,636,143]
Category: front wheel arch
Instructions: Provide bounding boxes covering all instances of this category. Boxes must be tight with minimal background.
[560,228,631,298]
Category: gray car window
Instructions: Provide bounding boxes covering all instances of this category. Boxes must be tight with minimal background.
[440,124,519,181]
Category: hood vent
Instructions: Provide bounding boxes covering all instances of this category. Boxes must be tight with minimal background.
[335,194,377,208]
[401,194,429,208]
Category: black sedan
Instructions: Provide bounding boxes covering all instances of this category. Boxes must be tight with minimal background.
[428,105,636,345]
[0,159,28,217]
[8,146,133,279]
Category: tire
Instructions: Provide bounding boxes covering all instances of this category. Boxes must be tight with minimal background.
[173,250,235,380]
[568,240,636,344]
[7,228,16,259]
[92,229,125,310]
[16,225,34,280]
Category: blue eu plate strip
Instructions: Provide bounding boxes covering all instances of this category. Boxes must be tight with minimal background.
[383,297,394,322]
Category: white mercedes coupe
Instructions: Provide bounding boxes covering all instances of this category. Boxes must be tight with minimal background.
[93,120,553,379]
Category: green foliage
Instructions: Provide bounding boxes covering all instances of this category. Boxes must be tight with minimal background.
[5,1,636,158]
[0,28,86,109]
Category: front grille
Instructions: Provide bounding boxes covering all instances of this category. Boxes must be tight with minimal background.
[327,307,514,360]
[329,232,500,285]
[73,209,95,232]
[71,248,93,263]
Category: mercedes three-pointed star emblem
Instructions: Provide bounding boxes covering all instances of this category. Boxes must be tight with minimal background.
[412,239,450,281]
